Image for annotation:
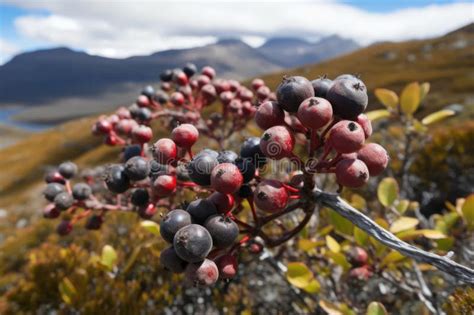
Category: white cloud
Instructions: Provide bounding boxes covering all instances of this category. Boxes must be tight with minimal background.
[7,1,474,59]
[0,38,20,64]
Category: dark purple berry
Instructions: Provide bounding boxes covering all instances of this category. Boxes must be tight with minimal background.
[122,145,142,162]
[173,224,213,263]
[217,150,239,164]
[311,77,333,97]
[238,184,253,198]
[58,161,77,179]
[240,137,267,168]
[43,183,66,202]
[160,246,187,273]
[186,199,217,225]
[160,69,173,82]
[130,188,149,206]
[104,165,130,193]
[276,76,314,112]
[326,77,368,120]
[54,192,74,210]
[187,150,219,186]
[204,215,239,248]
[183,63,197,78]
[124,156,150,181]
[72,183,92,200]
[57,220,73,236]
[160,209,192,243]
[85,215,103,230]
[234,158,255,183]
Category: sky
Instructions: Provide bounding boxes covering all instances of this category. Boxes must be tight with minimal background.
[0,0,473,65]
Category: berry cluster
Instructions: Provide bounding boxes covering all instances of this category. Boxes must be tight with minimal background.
[40,65,389,286]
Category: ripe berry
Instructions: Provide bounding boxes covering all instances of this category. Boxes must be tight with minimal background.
[170,92,185,106]
[72,183,92,200]
[153,175,177,197]
[176,163,191,181]
[207,192,234,214]
[54,192,74,210]
[326,77,368,120]
[141,85,155,99]
[122,144,142,162]
[211,163,243,194]
[335,158,369,188]
[356,143,389,176]
[173,69,188,86]
[204,215,239,248]
[57,220,73,236]
[160,69,173,82]
[240,137,267,168]
[201,66,216,79]
[160,246,187,273]
[160,209,192,243]
[311,77,333,98]
[152,138,177,165]
[254,180,289,213]
[43,183,66,202]
[355,114,372,139]
[185,259,219,286]
[238,184,253,198]
[187,150,219,186]
[217,150,238,164]
[186,198,218,224]
[297,97,333,130]
[276,76,314,112]
[85,215,103,230]
[43,204,60,219]
[138,204,157,219]
[58,161,77,179]
[124,156,150,181]
[174,224,213,263]
[328,121,365,154]
[171,124,199,149]
[183,63,197,78]
[105,165,130,193]
[131,125,153,144]
[45,170,66,184]
[134,107,152,122]
[255,101,285,130]
[149,160,168,179]
[234,158,255,183]
[215,254,238,279]
[130,188,150,206]
[347,247,369,267]
[335,74,358,81]
[154,90,169,105]
[260,126,295,160]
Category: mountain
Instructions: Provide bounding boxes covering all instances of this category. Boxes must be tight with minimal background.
[258,35,359,67]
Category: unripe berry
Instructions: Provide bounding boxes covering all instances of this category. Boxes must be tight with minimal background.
[326,77,368,120]
[197,74,211,88]
[328,121,365,154]
[124,156,150,181]
[347,246,369,267]
[43,204,60,219]
[256,85,271,101]
[238,88,253,102]
[251,78,265,91]
[185,259,219,286]
[355,114,372,139]
[137,204,157,219]
[171,124,199,149]
[215,254,238,279]
[335,158,369,188]
[241,101,256,117]
[160,209,192,243]
[152,138,177,165]
[276,76,314,112]
[45,171,66,184]
[85,215,103,230]
[349,265,373,280]
[211,163,243,194]
[179,85,193,99]
[153,174,177,197]
[105,165,130,193]
[216,150,238,164]
[186,198,218,225]
[297,97,333,130]
[160,246,187,273]
[57,220,73,236]
[170,92,185,106]
[130,188,149,206]
[201,66,216,79]
[54,192,74,210]
[174,224,213,263]
[260,126,295,160]
[204,215,239,248]
[136,95,150,107]
[95,119,112,134]
[213,79,231,94]
[254,180,289,213]
[173,69,188,86]
[356,143,389,176]
[219,91,234,105]
[201,84,217,100]
[131,125,153,144]
[228,79,241,92]
[311,77,333,98]
[116,107,131,119]
[255,101,285,130]
[115,119,137,136]
[72,183,92,200]
[154,90,169,105]
[43,183,66,202]
[207,192,234,214]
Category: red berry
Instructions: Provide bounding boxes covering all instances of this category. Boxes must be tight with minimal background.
[256,85,271,101]
[114,119,137,136]
[347,246,369,267]
[171,124,199,149]
[185,258,219,286]
[207,192,234,214]
[241,101,256,117]
[56,220,73,236]
[297,97,333,130]
[215,254,238,279]
[211,163,243,194]
[152,138,177,164]
[228,80,240,92]
[131,125,153,143]
[213,79,231,94]
[335,158,369,188]
[255,101,285,130]
[349,265,373,280]
[95,119,112,134]
[201,66,216,79]
[328,120,365,154]
[251,78,265,91]
[356,114,372,139]
[116,107,131,119]
[153,175,177,197]
[170,92,185,106]
[43,204,60,219]
[201,84,217,100]
[254,179,289,213]
[137,95,150,107]
[260,126,295,160]
[161,82,171,91]
[219,91,234,106]
[238,88,253,102]
[197,74,211,88]
[357,143,389,176]
[45,171,66,184]
[174,71,189,86]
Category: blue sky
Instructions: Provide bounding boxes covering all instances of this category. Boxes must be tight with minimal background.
[1,1,473,64]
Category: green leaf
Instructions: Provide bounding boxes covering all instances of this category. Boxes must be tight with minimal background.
[140,220,160,235]
[328,208,354,235]
[286,262,314,288]
[380,250,406,267]
[366,301,388,315]
[421,109,455,125]
[395,199,410,214]
[419,82,430,102]
[101,245,118,271]
[461,194,474,230]
[377,178,399,207]
[390,216,419,233]
[303,278,321,293]
[59,277,77,305]
[298,239,321,251]
[354,226,369,246]
[374,88,398,109]
[366,109,391,122]
[326,235,341,253]
[400,82,420,116]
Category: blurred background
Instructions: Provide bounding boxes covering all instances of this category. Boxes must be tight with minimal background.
[0,1,473,313]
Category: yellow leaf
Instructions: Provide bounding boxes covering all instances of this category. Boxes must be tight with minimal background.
[59,277,77,305]
[390,217,419,233]
[286,262,313,288]
[328,209,354,235]
[421,109,455,125]
[461,194,474,230]
[298,239,321,251]
[380,250,406,267]
[366,109,391,122]
[350,194,366,210]
[366,302,388,315]
[418,229,447,239]
[303,278,321,293]
[101,245,118,271]
[326,235,341,253]
[400,82,420,116]
[377,177,399,207]
[319,300,343,315]
[419,82,430,102]
[395,199,410,214]
[140,220,160,235]
[412,119,428,133]
[326,251,351,271]
[397,229,446,240]
[374,88,398,109]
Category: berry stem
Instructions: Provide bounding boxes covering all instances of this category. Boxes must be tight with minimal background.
[246,196,259,226]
